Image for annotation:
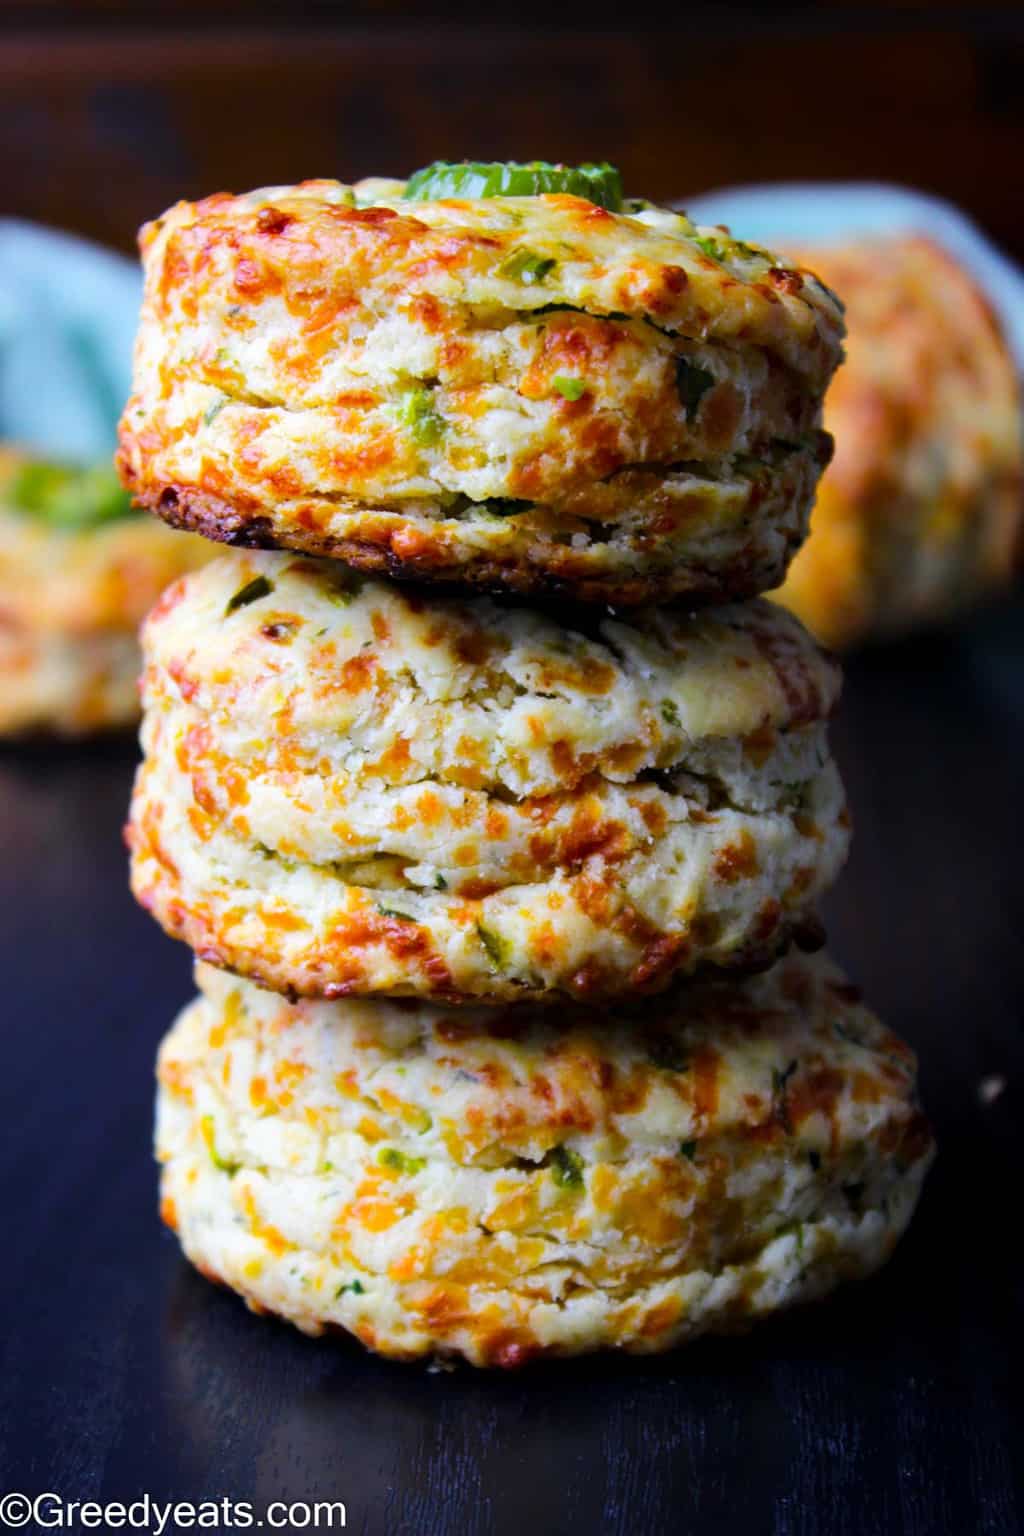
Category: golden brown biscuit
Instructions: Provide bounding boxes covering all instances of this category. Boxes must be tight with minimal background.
[157,951,934,1365]
[128,552,849,1003]
[117,179,843,604]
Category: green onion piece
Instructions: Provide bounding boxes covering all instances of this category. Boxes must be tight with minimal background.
[377,904,417,923]
[476,923,510,970]
[661,699,680,727]
[7,459,134,530]
[676,358,715,423]
[550,1145,585,1189]
[336,1278,366,1298]
[378,1147,426,1175]
[680,1140,698,1162]
[225,574,274,614]
[693,234,728,264]
[200,1115,239,1176]
[397,383,445,446]
[693,232,767,265]
[553,376,586,402]
[499,250,557,284]
[403,160,624,211]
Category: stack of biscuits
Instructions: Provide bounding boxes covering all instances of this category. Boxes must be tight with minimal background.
[118,163,934,1367]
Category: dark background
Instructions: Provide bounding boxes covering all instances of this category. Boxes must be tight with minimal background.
[1,1,1024,259]
[2,6,1024,1532]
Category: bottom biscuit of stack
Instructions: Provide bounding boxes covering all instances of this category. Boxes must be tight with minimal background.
[156,950,933,1367]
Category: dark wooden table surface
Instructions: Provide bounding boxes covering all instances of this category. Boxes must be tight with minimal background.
[1,596,1023,1535]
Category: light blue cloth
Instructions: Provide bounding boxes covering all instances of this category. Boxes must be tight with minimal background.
[682,182,1024,370]
[0,220,141,464]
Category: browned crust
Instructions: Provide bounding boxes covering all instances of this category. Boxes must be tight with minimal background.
[133,479,798,609]
[165,914,823,1009]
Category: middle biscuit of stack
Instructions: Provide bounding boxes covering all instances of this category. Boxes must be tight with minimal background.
[122,167,931,1363]
[129,552,848,1003]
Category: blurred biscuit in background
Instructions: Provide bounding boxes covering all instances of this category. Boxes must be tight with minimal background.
[0,220,211,736]
[774,235,1023,649]
[0,445,208,735]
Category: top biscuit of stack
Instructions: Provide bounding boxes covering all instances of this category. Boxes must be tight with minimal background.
[117,168,844,605]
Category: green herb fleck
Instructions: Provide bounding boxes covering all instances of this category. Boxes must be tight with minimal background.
[680,1140,698,1162]
[553,375,586,402]
[500,250,557,285]
[476,923,511,970]
[336,1278,366,1298]
[377,904,417,923]
[398,383,445,446]
[204,395,228,426]
[434,872,449,891]
[729,238,765,262]
[200,1114,239,1176]
[661,698,680,727]
[225,574,273,614]
[550,1145,585,1189]
[694,232,766,266]
[378,1147,426,1175]
[676,358,715,423]
[693,234,728,264]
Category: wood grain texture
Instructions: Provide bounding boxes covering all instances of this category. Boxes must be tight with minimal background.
[0,597,1022,1533]
[1,12,1023,262]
